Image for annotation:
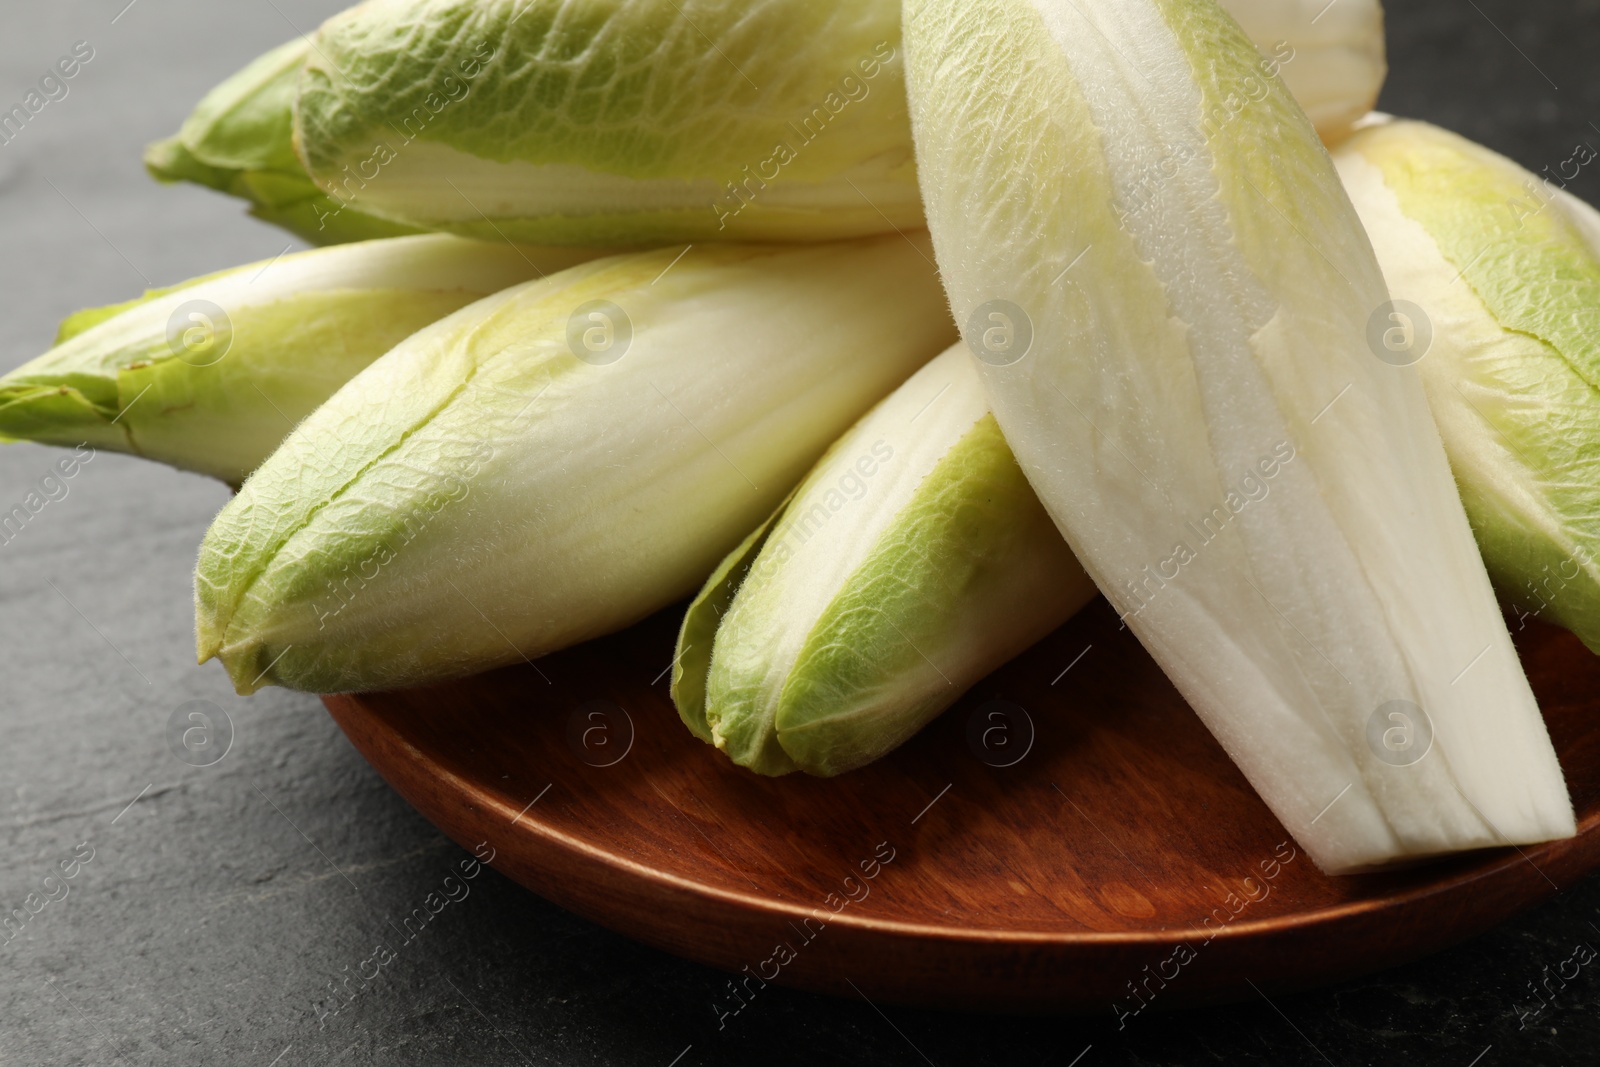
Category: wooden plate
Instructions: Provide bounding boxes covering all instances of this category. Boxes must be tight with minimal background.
[323,601,1600,1014]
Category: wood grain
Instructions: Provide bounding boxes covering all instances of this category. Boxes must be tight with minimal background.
[324,601,1600,1015]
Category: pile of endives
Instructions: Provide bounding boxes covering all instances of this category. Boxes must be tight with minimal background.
[3,0,1592,874]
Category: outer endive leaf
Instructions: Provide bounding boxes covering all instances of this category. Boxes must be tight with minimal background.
[691,345,1095,777]
[144,38,420,245]
[904,0,1572,871]
[0,235,595,483]
[1336,119,1600,652]
[196,236,955,695]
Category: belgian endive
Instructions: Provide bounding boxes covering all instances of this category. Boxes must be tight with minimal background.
[145,38,419,245]
[0,235,593,484]
[904,0,1573,871]
[1336,119,1600,653]
[195,236,955,694]
[675,345,1096,777]
[164,0,1385,246]
[294,0,920,244]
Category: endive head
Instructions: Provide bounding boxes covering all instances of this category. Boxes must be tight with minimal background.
[1335,118,1600,652]
[902,0,1572,871]
[195,236,954,695]
[145,37,421,244]
[0,235,590,483]
[676,345,1094,777]
[293,0,922,244]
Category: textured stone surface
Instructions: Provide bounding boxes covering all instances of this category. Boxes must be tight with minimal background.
[2,1,1599,1064]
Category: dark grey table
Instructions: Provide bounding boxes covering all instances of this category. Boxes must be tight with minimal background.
[3,1,1598,1064]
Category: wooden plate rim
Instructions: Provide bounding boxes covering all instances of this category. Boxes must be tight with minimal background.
[325,691,1587,948]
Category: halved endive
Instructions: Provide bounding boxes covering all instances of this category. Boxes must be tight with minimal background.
[0,235,594,484]
[675,345,1096,777]
[904,0,1573,871]
[186,0,1389,246]
[195,236,955,695]
[1336,119,1600,653]
[145,38,418,245]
